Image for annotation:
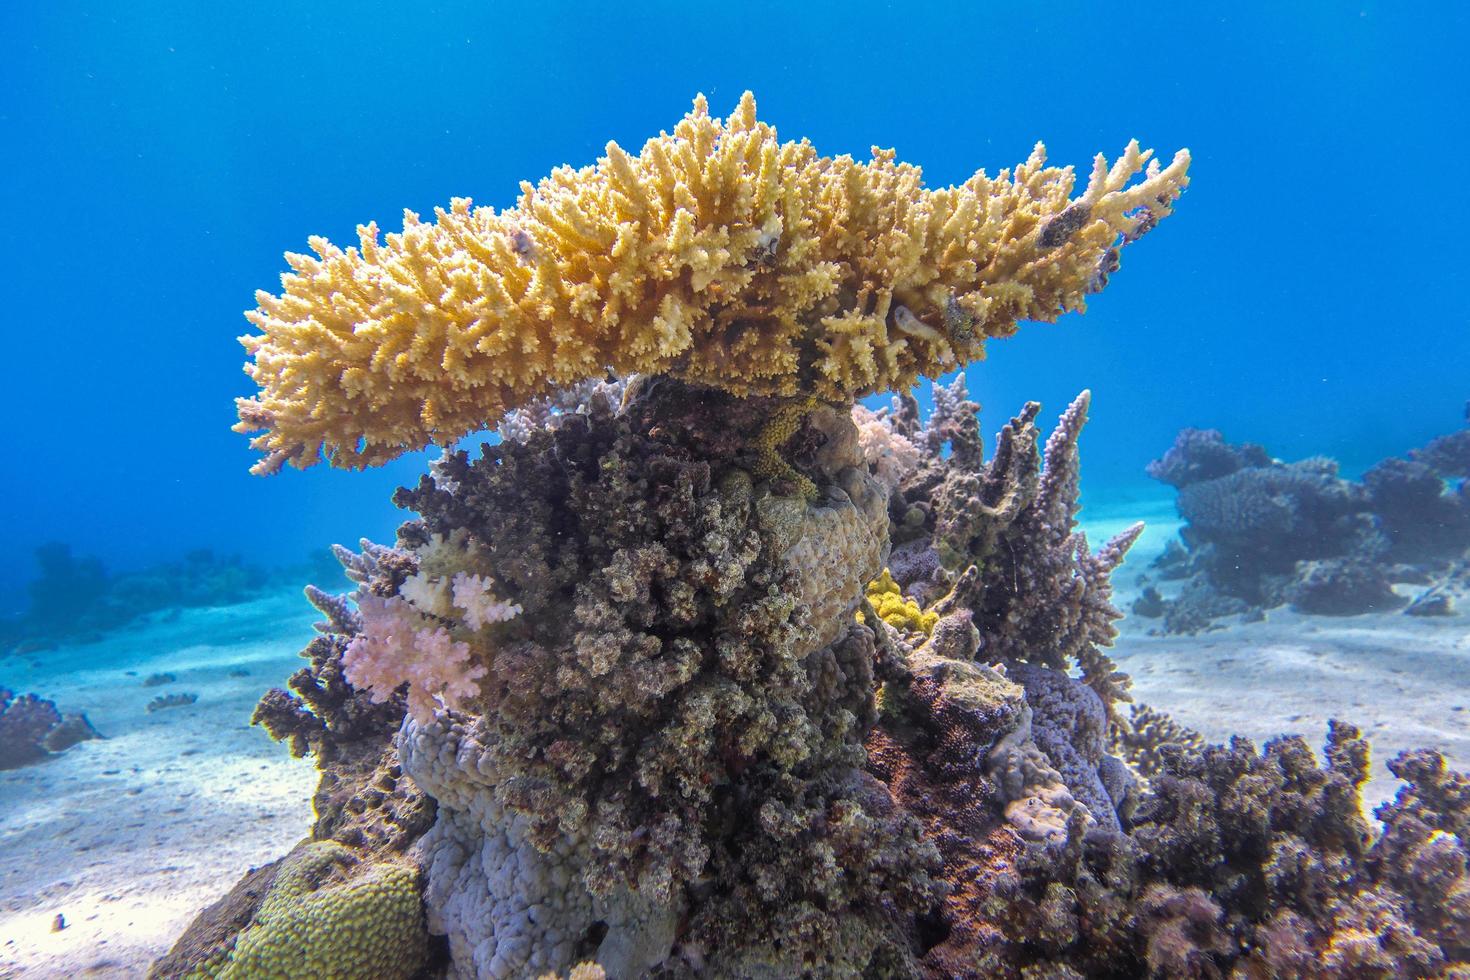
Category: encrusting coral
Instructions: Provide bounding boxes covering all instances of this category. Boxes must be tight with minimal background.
[234,91,1188,473]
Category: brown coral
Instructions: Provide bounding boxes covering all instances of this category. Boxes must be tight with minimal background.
[918,390,1137,712]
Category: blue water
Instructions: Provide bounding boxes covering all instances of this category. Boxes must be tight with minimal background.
[2,1,1466,613]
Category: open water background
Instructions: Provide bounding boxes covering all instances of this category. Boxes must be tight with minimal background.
[2,1,1466,614]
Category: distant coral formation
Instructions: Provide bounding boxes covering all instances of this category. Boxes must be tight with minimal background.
[234,92,1188,472]
[1140,408,1470,630]
[1,544,277,655]
[0,687,101,770]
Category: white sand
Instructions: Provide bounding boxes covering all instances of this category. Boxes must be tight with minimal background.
[1088,499,1470,814]
[0,593,319,979]
[1,498,1465,977]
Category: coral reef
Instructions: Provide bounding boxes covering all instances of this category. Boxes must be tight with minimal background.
[205,378,1470,976]
[0,687,102,770]
[1145,408,1470,629]
[966,724,1470,977]
[386,381,936,976]
[189,90,1466,980]
[1109,702,1204,780]
[1,544,278,654]
[235,92,1188,472]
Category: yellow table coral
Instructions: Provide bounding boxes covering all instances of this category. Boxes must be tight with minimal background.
[235,92,1188,473]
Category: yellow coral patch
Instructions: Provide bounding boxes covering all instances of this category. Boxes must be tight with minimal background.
[751,396,819,499]
[236,92,1189,473]
[861,569,939,635]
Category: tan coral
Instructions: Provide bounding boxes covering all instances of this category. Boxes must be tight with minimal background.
[236,92,1189,472]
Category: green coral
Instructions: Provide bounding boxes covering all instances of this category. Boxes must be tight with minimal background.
[200,841,426,980]
[750,396,819,499]
[861,569,938,635]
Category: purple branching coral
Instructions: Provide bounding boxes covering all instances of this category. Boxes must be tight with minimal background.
[966,723,1470,976]
[909,390,1136,713]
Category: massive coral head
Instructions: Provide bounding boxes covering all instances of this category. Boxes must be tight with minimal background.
[234,92,1189,473]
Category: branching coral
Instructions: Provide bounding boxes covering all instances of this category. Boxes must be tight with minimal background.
[915,391,1137,712]
[235,92,1188,472]
[955,724,1470,977]
[853,403,923,493]
[343,595,490,724]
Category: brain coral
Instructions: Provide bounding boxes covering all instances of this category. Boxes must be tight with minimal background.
[208,840,427,980]
[235,92,1189,472]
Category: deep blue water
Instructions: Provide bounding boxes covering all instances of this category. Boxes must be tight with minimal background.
[2,1,1466,615]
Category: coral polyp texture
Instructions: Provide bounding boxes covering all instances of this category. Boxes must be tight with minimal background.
[234,91,1188,472]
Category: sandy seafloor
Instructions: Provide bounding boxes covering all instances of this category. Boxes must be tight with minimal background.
[2,497,1468,978]
[0,594,319,979]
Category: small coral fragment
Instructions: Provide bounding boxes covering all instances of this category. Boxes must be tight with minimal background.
[863,569,938,635]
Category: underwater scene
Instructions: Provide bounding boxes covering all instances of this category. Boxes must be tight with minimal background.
[3,3,1468,977]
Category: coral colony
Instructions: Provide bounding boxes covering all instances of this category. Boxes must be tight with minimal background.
[1138,421,1470,631]
[151,95,1469,978]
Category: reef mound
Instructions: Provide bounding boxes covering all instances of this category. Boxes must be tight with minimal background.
[158,94,1469,978]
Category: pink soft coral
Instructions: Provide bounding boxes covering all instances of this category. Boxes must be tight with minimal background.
[451,572,522,630]
[852,404,922,492]
[343,594,487,724]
